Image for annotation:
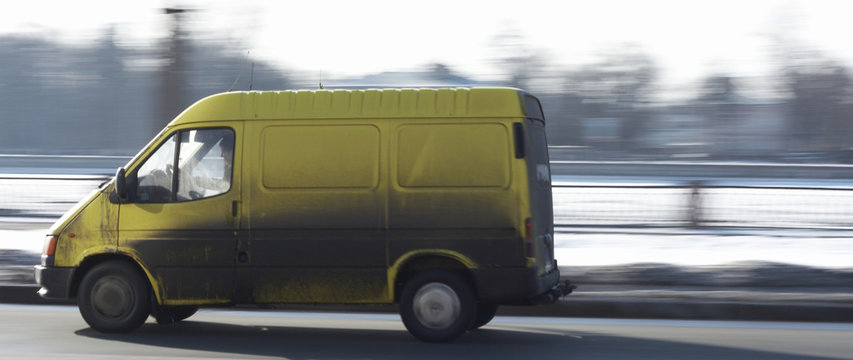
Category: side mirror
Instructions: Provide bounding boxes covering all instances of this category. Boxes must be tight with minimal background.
[114,167,128,202]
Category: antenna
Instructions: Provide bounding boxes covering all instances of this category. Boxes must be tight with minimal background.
[227,50,251,92]
[249,62,254,91]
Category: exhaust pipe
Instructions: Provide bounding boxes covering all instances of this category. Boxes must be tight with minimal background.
[531,280,576,305]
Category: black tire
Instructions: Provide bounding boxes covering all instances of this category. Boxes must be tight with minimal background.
[153,305,199,325]
[399,269,476,343]
[471,303,499,330]
[77,261,151,333]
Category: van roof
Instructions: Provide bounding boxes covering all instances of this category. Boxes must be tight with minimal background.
[170,87,539,126]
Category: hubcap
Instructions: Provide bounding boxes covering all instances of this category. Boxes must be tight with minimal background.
[412,282,460,329]
[91,275,134,319]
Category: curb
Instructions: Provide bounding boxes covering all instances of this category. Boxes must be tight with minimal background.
[497,299,853,322]
[3,284,853,323]
[0,284,71,305]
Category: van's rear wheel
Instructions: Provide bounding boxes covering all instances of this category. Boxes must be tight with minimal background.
[77,261,151,333]
[400,270,475,342]
[471,303,499,330]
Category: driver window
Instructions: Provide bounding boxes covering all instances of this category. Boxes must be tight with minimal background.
[133,128,234,203]
[135,134,177,202]
[177,129,234,200]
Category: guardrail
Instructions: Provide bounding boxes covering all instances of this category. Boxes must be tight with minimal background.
[2,174,853,230]
[0,154,131,176]
[553,181,853,230]
[0,175,110,218]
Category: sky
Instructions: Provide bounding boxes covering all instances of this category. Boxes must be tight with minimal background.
[3,0,853,97]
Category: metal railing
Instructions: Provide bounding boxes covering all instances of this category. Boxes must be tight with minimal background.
[2,174,853,230]
[0,175,110,218]
[553,181,853,230]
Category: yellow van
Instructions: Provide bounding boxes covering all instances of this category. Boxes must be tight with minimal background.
[34,87,572,342]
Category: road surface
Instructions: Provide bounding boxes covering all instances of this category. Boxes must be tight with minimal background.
[1,304,850,359]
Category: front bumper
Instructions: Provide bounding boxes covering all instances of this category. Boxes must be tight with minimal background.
[34,265,75,299]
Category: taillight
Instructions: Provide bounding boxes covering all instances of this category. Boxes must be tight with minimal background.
[43,235,57,256]
[524,218,534,257]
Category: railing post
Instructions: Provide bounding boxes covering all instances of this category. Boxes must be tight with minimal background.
[688,181,704,228]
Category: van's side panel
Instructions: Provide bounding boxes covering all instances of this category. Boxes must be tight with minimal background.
[387,119,526,270]
[389,121,517,227]
[240,120,389,304]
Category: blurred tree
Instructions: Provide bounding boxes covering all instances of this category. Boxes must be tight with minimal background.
[0,36,41,152]
[541,93,584,145]
[766,12,853,156]
[94,27,145,150]
[562,46,658,151]
[489,25,544,90]
[783,57,851,153]
[698,75,737,103]
[0,36,141,153]
[696,74,741,157]
[0,31,290,155]
[431,63,452,78]
[422,62,481,85]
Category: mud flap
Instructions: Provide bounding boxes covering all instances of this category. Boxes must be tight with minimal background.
[149,292,174,325]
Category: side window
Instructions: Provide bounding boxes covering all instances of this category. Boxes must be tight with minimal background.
[133,128,234,203]
[178,129,234,200]
[135,133,177,202]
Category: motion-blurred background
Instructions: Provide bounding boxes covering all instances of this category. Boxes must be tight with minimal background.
[2,1,853,320]
[2,0,852,163]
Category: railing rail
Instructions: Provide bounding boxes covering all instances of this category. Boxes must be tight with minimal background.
[0,175,111,218]
[552,181,853,230]
[2,174,853,230]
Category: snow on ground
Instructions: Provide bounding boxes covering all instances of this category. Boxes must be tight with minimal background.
[555,230,853,268]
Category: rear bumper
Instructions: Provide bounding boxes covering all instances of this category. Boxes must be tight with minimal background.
[34,265,75,299]
[471,262,574,305]
[529,280,576,305]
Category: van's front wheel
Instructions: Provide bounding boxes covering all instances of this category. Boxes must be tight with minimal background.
[399,270,475,342]
[77,261,151,333]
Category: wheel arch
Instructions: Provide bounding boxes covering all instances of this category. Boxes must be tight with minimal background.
[70,253,160,303]
[388,250,478,303]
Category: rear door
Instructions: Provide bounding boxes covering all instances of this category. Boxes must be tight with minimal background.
[522,96,555,274]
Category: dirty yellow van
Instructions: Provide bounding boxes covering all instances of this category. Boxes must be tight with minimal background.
[35,87,572,342]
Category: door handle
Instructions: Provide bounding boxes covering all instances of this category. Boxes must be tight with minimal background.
[232,201,239,217]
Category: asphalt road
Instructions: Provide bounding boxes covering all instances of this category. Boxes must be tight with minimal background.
[1,304,851,360]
